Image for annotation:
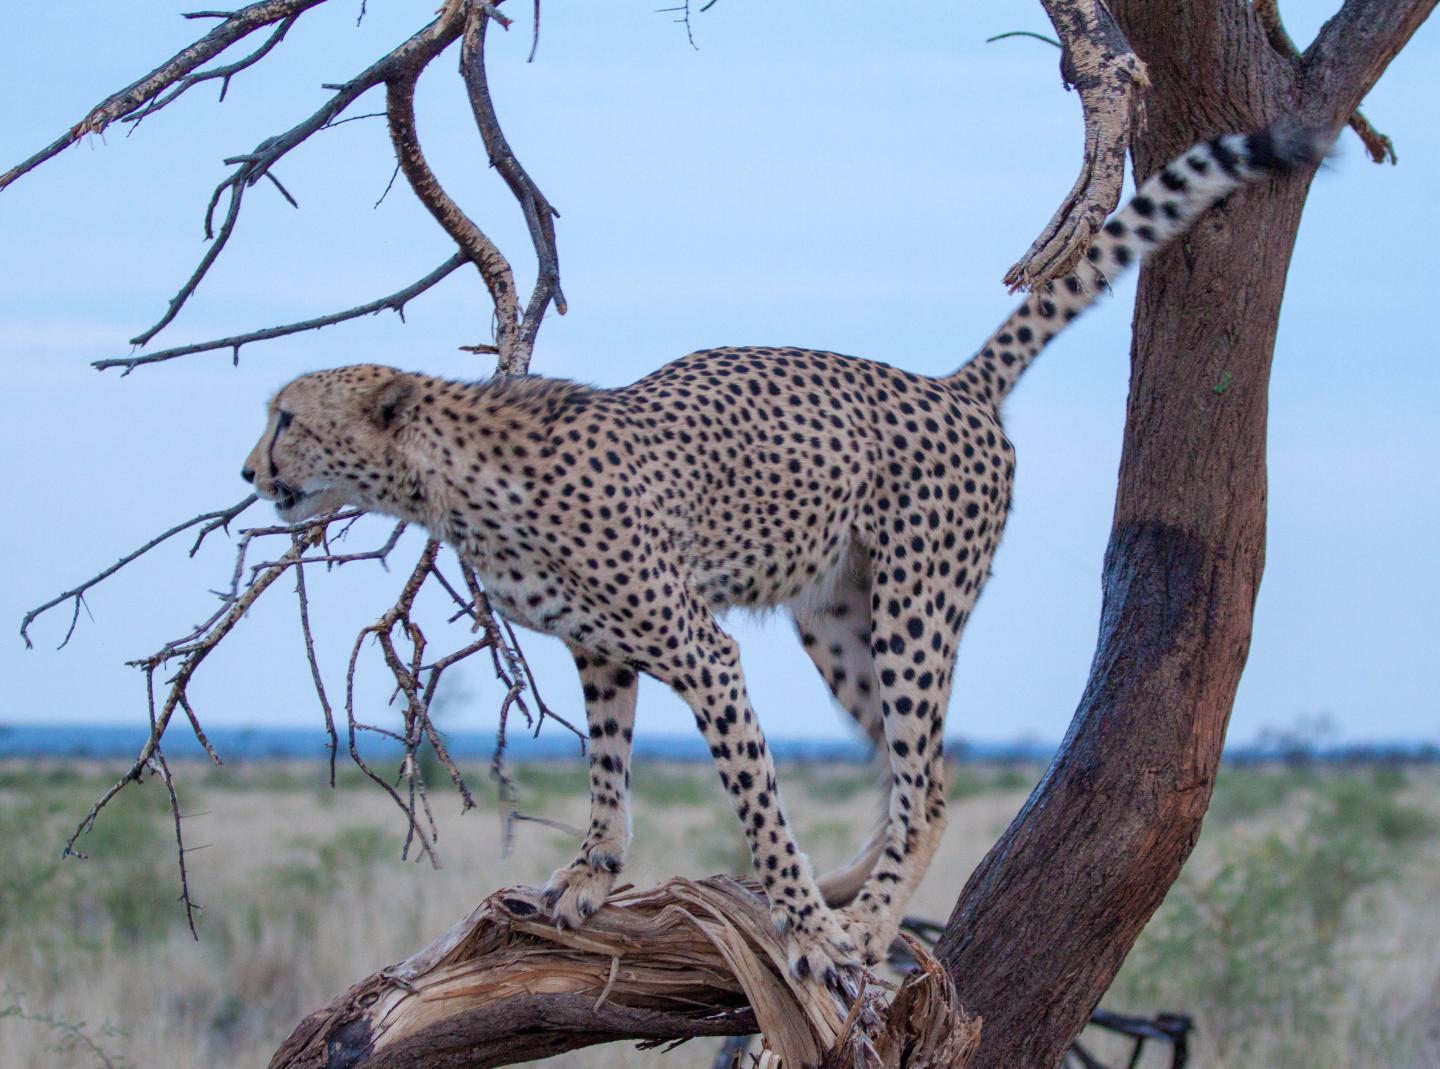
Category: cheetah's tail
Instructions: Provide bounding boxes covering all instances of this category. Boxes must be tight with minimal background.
[946,122,1335,405]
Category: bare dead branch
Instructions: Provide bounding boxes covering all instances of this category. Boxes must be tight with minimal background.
[0,0,330,193]
[1254,0,1400,164]
[133,174,248,346]
[294,561,340,786]
[384,23,522,366]
[95,254,467,373]
[123,11,305,128]
[460,6,567,374]
[60,523,327,929]
[1002,0,1149,291]
[150,746,203,938]
[658,0,712,51]
[248,520,406,578]
[9,1,564,381]
[124,10,467,348]
[19,494,257,648]
[265,879,979,1069]
[177,692,223,767]
[343,543,447,867]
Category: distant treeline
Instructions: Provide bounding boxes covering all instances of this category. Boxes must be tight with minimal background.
[1,723,1436,767]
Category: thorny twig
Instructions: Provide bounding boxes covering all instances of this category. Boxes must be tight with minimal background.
[38,500,570,930]
[657,0,721,51]
[295,545,340,786]
[94,257,468,373]
[19,494,256,649]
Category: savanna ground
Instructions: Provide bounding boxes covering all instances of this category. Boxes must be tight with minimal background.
[1,755,1437,1068]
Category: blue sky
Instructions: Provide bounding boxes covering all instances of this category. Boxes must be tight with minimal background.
[1,2,1435,746]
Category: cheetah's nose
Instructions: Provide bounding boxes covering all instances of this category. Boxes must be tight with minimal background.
[241,466,256,484]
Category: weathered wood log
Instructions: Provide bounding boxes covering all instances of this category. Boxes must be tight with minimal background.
[266,877,977,1069]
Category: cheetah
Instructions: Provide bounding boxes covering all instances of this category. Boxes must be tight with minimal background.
[242,126,1327,986]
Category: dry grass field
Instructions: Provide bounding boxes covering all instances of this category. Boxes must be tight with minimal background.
[1,756,1436,1068]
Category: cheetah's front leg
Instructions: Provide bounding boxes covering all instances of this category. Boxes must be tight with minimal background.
[541,646,639,929]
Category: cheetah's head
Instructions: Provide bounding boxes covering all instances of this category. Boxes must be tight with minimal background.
[242,365,420,523]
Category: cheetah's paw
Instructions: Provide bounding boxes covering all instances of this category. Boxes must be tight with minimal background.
[778,906,862,990]
[540,848,622,929]
[838,907,901,967]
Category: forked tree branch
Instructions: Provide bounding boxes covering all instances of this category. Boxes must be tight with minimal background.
[124,11,306,127]
[0,0,330,192]
[1002,0,1149,290]
[19,494,257,647]
[1303,0,1439,125]
[1253,0,1398,163]
[460,7,566,372]
[384,21,522,368]
[128,10,467,348]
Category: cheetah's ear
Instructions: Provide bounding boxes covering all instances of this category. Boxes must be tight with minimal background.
[366,378,417,431]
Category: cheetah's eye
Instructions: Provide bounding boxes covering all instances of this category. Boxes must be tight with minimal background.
[276,410,294,434]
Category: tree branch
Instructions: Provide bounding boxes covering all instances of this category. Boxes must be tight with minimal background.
[265,879,978,1069]
[93,254,467,373]
[125,10,467,347]
[0,0,330,192]
[19,494,257,648]
[1303,0,1437,126]
[1002,0,1149,290]
[1254,0,1400,163]
[122,11,305,128]
[459,7,567,374]
[384,12,522,368]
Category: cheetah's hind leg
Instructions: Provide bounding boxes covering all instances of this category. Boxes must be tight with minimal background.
[540,646,639,929]
[835,539,963,964]
[788,545,891,910]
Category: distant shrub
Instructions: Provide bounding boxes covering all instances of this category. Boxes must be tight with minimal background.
[1204,768,1304,823]
[1113,770,1437,1067]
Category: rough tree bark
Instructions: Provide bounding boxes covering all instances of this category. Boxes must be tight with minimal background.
[934,3,1434,1068]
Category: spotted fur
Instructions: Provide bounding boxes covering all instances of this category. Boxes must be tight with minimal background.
[242,125,1326,985]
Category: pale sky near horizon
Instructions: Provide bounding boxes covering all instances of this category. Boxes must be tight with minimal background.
[1,2,1435,748]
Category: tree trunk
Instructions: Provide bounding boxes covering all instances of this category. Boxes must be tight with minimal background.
[933,2,1432,1067]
